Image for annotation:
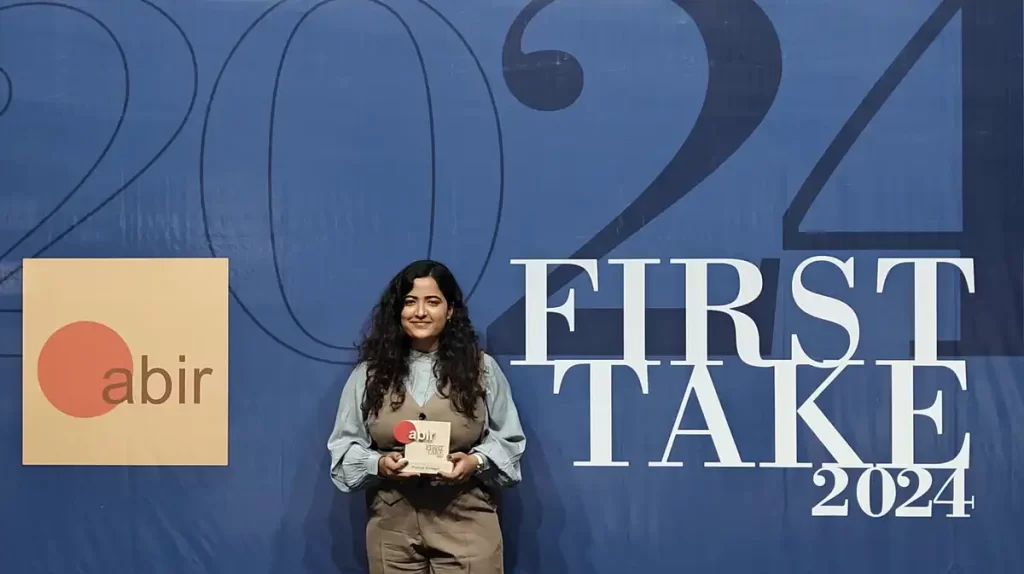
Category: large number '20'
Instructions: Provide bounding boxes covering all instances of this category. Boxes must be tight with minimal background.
[489,0,1023,359]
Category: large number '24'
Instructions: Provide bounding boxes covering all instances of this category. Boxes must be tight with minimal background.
[489,0,1024,360]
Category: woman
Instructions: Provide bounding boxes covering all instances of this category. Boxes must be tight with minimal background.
[327,259,526,573]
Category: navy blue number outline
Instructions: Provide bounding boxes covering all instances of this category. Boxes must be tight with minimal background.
[198,0,506,364]
[0,0,198,358]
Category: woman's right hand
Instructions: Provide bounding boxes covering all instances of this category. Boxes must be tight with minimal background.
[378,452,417,478]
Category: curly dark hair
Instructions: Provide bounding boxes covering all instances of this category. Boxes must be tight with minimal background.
[357,260,485,421]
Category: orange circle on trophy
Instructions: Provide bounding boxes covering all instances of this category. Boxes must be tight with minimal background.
[394,420,416,444]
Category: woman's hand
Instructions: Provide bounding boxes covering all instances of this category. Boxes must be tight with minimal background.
[438,452,480,483]
[378,452,417,478]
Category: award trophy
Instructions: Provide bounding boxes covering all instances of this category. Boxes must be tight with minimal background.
[393,420,453,474]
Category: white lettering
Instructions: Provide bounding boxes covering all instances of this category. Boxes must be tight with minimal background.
[650,364,752,468]
[510,258,599,365]
[608,258,661,368]
[879,359,969,469]
[761,362,867,468]
[553,360,649,467]
[503,255,978,516]
[791,256,862,366]
[876,258,975,363]
[670,259,768,367]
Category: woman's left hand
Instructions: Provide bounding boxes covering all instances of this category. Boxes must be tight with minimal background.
[438,452,479,483]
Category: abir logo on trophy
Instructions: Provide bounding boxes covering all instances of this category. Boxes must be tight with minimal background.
[393,420,453,474]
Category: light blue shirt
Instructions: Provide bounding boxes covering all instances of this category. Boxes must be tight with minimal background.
[327,351,526,492]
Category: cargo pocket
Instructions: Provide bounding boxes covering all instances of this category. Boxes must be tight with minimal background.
[375,488,406,507]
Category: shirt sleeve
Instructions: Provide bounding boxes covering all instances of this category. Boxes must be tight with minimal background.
[326,363,383,493]
[470,354,527,488]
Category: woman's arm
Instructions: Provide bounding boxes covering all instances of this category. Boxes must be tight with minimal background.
[470,354,527,488]
[326,363,383,493]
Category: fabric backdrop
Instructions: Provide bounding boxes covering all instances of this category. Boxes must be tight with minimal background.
[1,0,1021,572]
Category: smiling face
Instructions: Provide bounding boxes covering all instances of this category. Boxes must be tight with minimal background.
[400,276,452,351]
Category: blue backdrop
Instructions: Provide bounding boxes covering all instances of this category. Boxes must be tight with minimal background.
[1,0,1022,572]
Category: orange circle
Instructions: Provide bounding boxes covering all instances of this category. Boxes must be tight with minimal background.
[37,321,133,418]
[394,420,416,444]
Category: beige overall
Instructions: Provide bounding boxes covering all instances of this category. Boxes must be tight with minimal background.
[365,388,503,574]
